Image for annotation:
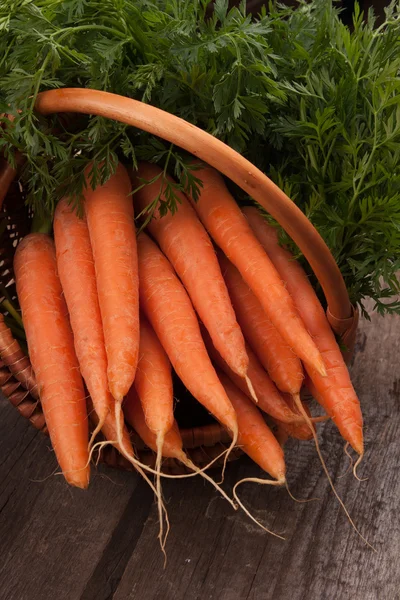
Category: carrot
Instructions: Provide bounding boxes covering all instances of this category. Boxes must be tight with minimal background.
[14,234,89,488]
[205,324,319,439]
[218,251,304,396]
[54,197,112,441]
[217,369,287,538]
[242,209,375,548]
[87,397,133,459]
[124,388,182,460]
[36,88,351,331]
[275,394,314,441]
[84,162,139,404]
[217,370,285,481]
[134,314,174,551]
[274,426,289,447]
[187,163,326,378]
[83,162,139,470]
[133,162,248,380]
[136,232,238,463]
[243,207,363,455]
[202,325,302,424]
[123,385,236,508]
[135,314,174,438]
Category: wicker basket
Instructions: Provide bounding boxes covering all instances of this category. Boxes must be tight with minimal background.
[0,90,359,475]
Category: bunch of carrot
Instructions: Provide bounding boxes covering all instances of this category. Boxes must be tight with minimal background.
[12,159,364,535]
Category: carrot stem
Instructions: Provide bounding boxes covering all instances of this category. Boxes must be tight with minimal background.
[31,212,52,234]
[1,299,23,329]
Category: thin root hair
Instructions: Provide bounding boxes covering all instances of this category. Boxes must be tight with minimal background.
[233,477,286,539]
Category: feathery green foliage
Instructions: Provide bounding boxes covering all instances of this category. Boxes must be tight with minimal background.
[0,0,399,315]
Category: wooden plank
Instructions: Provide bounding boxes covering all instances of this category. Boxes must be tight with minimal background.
[112,308,400,600]
[0,399,151,600]
[0,307,399,600]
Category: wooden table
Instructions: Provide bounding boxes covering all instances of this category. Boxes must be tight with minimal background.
[1,305,399,600]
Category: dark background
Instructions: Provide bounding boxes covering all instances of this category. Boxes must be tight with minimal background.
[242,0,388,22]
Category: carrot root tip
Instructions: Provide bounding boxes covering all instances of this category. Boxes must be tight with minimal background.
[285,480,320,503]
[292,394,375,551]
[245,375,259,404]
[156,434,169,564]
[318,361,328,377]
[219,423,239,484]
[311,414,331,424]
[88,413,107,453]
[233,477,286,539]
[338,442,354,480]
[353,453,368,482]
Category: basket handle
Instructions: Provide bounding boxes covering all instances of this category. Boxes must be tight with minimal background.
[35,89,354,330]
[2,89,354,333]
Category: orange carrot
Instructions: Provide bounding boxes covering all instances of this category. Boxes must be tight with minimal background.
[218,251,304,395]
[137,232,238,445]
[54,197,112,438]
[243,207,363,455]
[133,162,248,379]
[275,394,314,441]
[135,315,174,438]
[219,369,288,538]
[205,326,317,439]
[134,314,174,547]
[217,369,285,481]
[14,234,89,488]
[84,163,139,403]
[188,164,326,378]
[124,388,183,460]
[202,325,301,424]
[88,397,133,458]
[273,424,289,447]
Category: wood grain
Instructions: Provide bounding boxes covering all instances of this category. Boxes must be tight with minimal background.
[0,306,399,600]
